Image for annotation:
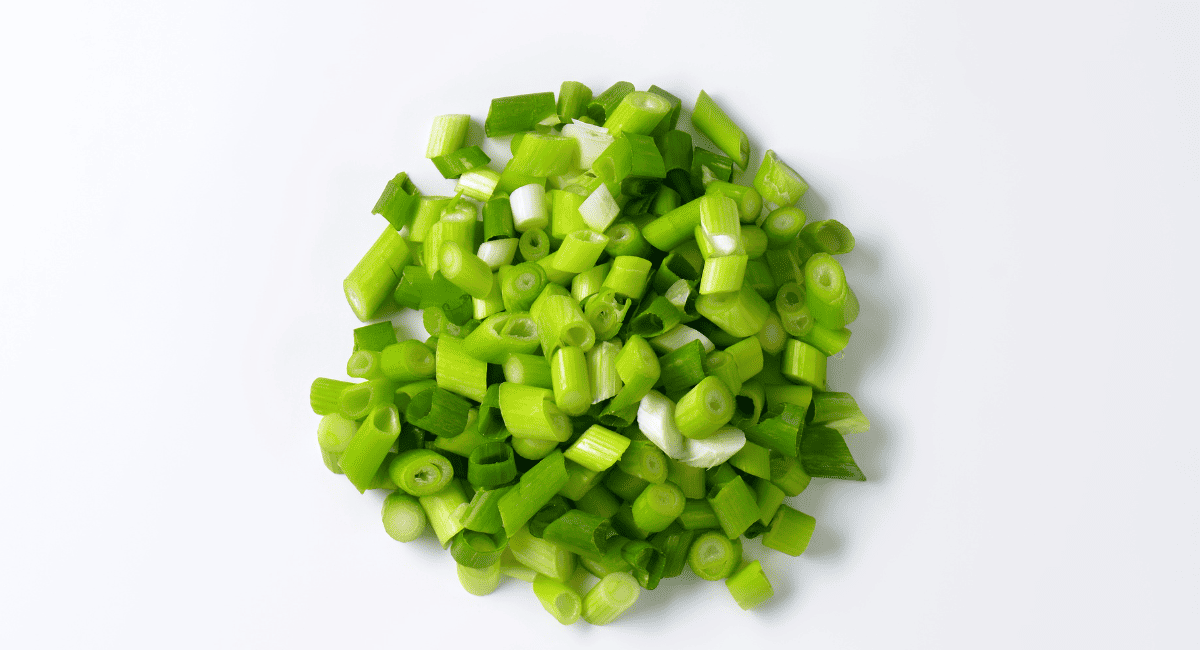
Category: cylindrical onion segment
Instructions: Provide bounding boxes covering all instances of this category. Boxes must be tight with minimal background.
[510,183,549,232]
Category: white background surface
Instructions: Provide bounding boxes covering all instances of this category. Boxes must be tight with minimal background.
[2,1,1197,647]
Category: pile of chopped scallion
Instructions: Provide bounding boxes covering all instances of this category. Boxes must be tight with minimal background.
[311,81,869,625]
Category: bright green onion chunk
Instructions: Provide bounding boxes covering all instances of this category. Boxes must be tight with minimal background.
[551,346,592,417]
[587,81,634,123]
[426,114,471,159]
[439,241,494,300]
[310,378,353,415]
[769,453,812,497]
[586,340,623,404]
[617,440,669,485]
[509,133,577,177]
[533,574,583,625]
[629,295,682,338]
[705,180,762,223]
[798,218,856,256]
[405,386,470,438]
[353,321,397,352]
[468,442,517,489]
[730,381,765,431]
[498,383,571,442]
[688,530,742,580]
[317,413,357,474]
[650,523,695,580]
[508,524,576,581]
[535,294,596,357]
[457,560,502,596]
[338,405,401,492]
[557,80,592,123]
[583,289,631,341]
[483,196,515,241]
[699,255,749,296]
[725,560,773,610]
[753,149,809,207]
[692,90,750,170]
[485,92,557,137]
[558,461,603,502]
[382,491,426,542]
[379,340,435,383]
[573,483,621,521]
[805,252,859,330]
[456,168,501,202]
[674,376,735,440]
[706,475,761,539]
[451,529,509,569]
[519,228,550,264]
[695,283,770,337]
[799,323,852,356]
[553,230,609,274]
[744,402,805,458]
[781,338,826,390]
[500,262,547,312]
[753,477,787,525]
[810,391,871,435]
[761,504,817,556]
[388,449,454,496]
[497,451,570,536]
[419,479,469,547]
[503,353,553,388]
[800,424,866,481]
[542,509,612,557]
[603,90,671,136]
[564,424,630,472]
[642,198,703,251]
[728,441,771,479]
[602,255,653,301]
[763,206,807,248]
[371,172,420,231]
[344,226,411,321]
[431,145,491,179]
[462,312,539,364]
[698,194,742,257]
[435,336,488,403]
[621,538,667,589]
[631,483,685,534]
[461,486,510,535]
[582,572,640,625]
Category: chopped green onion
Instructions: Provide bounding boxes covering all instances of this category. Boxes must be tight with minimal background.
[798,218,856,256]
[502,353,553,388]
[405,386,471,438]
[457,560,502,596]
[582,572,640,625]
[498,451,570,536]
[509,133,578,177]
[699,254,749,296]
[418,479,469,547]
[462,312,539,364]
[533,573,583,625]
[353,321,397,352]
[583,288,631,341]
[485,92,557,137]
[498,382,572,442]
[551,346,592,416]
[557,80,593,123]
[512,436,558,460]
[431,145,491,179]
[344,226,412,321]
[763,206,807,248]
[674,376,734,440]
[542,509,612,557]
[339,378,396,420]
[642,198,702,251]
[694,283,771,338]
[678,425,746,469]
[382,491,426,542]
[761,504,816,556]
[810,391,870,435]
[631,482,685,533]
[388,449,454,496]
[688,530,742,580]
[579,183,621,233]
[603,90,671,136]
[781,338,826,390]
[435,336,488,402]
[616,440,669,484]
[769,453,812,496]
[586,81,634,124]
[310,378,353,415]
[553,230,609,274]
[646,85,682,136]
[456,167,501,202]
[317,413,357,474]
[564,424,630,472]
[799,323,852,356]
[500,261,548,312]
[707,475,760,539]
[586,340,623,404]
[692,90,750,169]
[753,477,786,525]
[468,442,517,489]
[725,560,773,610]
[371,172,420,230]
[728,441,771,479]
[800,424,866,481]
[753,149,808,207]
[602,255,653,301]
[508,524,576,581]
[425,114,471,159]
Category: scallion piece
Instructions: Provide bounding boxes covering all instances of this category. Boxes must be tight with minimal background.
[757,311,788,356]
[508,524,577,581]
[704,349,743,395]
[382,490,426,542]
[438,241,493,300]
[728,441,771,479]
[800,424,866,481]
[674,376,734,440]
[317,413,357,474]
[586,339,623,404]
[761,504,816,556]
[339,378,396,420]
[485,92,556,137]
[781,338,826,390]
[601,255,653,301]
[553,230,609,274]
[763,206,807,248]
[518,228,550,263]
[692,90,750,170]
[387,448,454,496]
[557,80,592,123]
[798,218,856,257]
[583,288,631,341]
[435,336,488,402]
[542,509,612,557]
[581,572,640,626]
[725,560,773,610]
[500,261,548,312]
[467,442,517,489]
[425,114,471,159]
[498,382,571,442]
[456,167,501,202]
[431,145,491,179]
[405,386,471,438]
[616,440,669,485]
[694,283,771,338]
[642,198,702,251]
[679,425,746,469]
[462,312,539,364]
[687,530,742,581]
[344,226,411,321]
[706,475,759,539]
[509,133,578,178]
[679,498,719,530]
[628,295,682,338]
[551,346,592,416]
[418,478,469,547]
[310,378,353,415]
[769,453,812,497]
[631,482,685,534]
[502,353,553,388]
[457,560,502,596]
[810,391,870,435]
[603,90,671,136]
[533,573,583,625]
[564,424,630,472]
[753,149,808,207]
[586,81,634,124]
[371,172,420,231]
